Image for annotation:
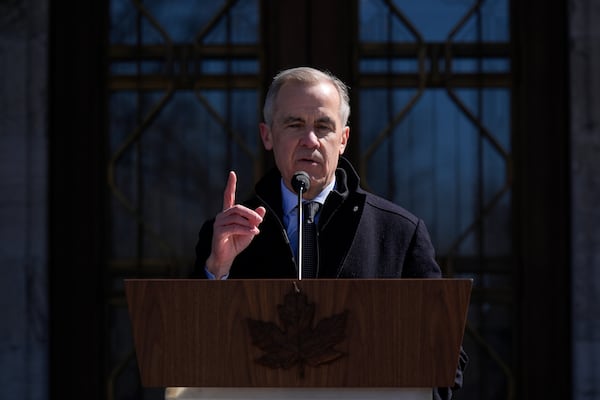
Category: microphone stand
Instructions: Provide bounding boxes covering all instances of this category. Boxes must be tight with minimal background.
[291,170,310,281]
[297,187,304,281]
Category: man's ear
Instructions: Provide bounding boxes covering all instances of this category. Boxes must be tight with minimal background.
[339,126,350,154]
[259,122,273,150]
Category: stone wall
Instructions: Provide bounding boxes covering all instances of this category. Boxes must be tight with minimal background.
[0,0,48,398]
[570,0,600,398]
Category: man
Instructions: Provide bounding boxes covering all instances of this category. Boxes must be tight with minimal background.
[194,67,467,399]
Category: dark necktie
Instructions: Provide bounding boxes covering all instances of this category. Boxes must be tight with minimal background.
[302,201,321,278]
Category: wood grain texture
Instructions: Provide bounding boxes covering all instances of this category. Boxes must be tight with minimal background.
[125,279,471,388]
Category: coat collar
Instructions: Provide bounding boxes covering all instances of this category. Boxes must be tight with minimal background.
[253,156,361,217]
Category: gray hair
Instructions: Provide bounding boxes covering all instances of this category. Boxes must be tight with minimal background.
[262,67,351,127]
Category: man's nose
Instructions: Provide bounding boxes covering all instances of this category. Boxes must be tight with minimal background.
[300,128,319,147]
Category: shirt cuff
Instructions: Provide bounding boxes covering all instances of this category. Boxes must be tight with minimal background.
[205,266,228,280]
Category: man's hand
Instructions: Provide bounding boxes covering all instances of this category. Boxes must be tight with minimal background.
[206,171,266,279]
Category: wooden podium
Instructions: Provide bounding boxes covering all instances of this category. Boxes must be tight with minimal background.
[125,279,471,400]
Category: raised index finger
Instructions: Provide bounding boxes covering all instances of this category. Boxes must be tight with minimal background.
[222,171,237,211]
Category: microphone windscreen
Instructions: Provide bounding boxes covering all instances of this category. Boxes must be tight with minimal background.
[291,171,310,194]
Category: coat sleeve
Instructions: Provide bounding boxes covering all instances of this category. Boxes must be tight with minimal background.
[402,218,442,278]
[433,347,469,400]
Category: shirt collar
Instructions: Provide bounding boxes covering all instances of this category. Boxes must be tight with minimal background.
[281,177,335,216]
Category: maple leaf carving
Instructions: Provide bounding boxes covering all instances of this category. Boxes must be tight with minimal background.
[246,289,349,377]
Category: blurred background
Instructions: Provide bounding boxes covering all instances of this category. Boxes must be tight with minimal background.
[1,0,598,399]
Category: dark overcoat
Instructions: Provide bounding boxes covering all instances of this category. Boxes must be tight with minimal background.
[194,157,441,280]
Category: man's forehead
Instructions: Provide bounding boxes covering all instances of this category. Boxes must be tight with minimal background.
[280,113,336,123]
[274,82,340,117]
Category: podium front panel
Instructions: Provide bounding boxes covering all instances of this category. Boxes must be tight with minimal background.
[125,279,471,388]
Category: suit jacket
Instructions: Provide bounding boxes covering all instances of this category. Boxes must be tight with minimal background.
[193,156,467,399]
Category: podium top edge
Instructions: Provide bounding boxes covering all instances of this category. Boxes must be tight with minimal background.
[123,278,474,283]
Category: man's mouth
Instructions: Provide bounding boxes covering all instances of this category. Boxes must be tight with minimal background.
[297,158,319,166]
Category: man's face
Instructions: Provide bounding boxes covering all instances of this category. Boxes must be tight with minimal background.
[259,81,350,199]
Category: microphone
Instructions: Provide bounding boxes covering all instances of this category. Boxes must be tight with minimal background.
[291,171,310,194]
[291,171,310,280]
